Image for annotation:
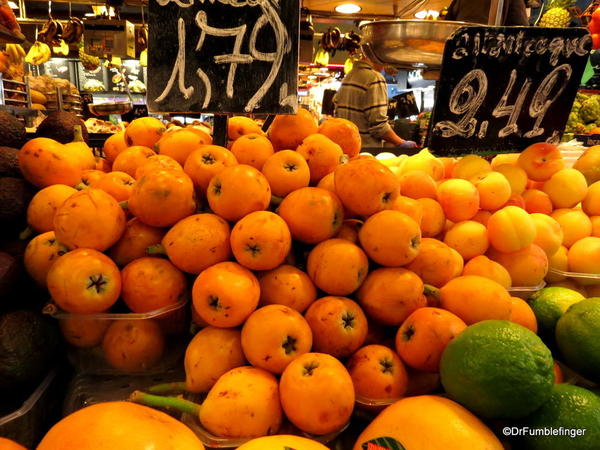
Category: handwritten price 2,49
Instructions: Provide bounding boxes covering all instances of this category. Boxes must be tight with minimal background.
[433,64,572,141]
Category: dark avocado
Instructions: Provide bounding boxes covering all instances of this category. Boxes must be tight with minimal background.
[0,146,21,178]
[0,177,34,224]
[35,111,89,144]
[0,112,27,149]
[0,310,60,391]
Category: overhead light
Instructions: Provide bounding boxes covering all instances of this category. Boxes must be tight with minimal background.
[335,3,362,14]
[415,10,427,19]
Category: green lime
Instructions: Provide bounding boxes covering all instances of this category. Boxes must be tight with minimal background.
[521,384,600,450]
[555,298,600,383]
[440,320,554,419]
[528,287,585,335]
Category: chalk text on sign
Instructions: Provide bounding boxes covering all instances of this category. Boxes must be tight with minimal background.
[154,0,295,112]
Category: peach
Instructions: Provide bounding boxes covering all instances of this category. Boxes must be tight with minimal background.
[405,238,464,288]
[470,171,511,211]
[401,152,444,181]
[543,168,588,209]
[551,208,592,247]
[417,198,445,238]
[545,245,568,283]
[494,164,528,195]
[487,206,536,253]
[582,181,600,216]
[591,216,600,237]
[440,157,458,179]
[436,179,480,222]
[509,297,538,333]
[503,194,526,209]
[472,210,492,227]
[488,244,548,286]
[443,220,489,260]
[573,145,600,184]
[522,189,553,215]
[451,155,491,180]
[530,213,563,257]
[389,196,423,225]
[517,142,564,181]
[399,171,437,199]
[567,236,600,282]
[462,255,512,289]
[491,153,519,168]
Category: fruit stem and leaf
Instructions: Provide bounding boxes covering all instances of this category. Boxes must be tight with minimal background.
[119,200,129,210]
[423,284,441,307]
[146,244,166,256]
[74,183,88,191]
[129,390,200,416]
[147,381,188,394]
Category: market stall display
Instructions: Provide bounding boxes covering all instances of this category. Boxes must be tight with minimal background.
[4,0,600,447]
[1,106,599,448]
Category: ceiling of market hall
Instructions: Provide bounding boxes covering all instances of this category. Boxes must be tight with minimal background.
[302,0,452,17]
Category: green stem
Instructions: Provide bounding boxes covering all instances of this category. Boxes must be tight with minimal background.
[119,200,129,210]
[74,182,88,191]
[129,391,200,416]
[19,226,33,240]
[423,284,441,307]
[146,243,166,256]
[270,194,284,208]
[148,381,188,394]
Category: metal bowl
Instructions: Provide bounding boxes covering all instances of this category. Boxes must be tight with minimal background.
[360,20,475,70]
[88,101,132,116]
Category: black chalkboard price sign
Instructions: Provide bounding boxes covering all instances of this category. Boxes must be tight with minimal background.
[427,26,592,156]
[147,0,300,114]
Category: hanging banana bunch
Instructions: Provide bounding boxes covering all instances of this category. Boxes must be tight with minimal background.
[78,41,100,71]
[5,43,26,65]
[25,41,52,65]
[139,48,147,67]
[52,39,69,56]
[62,16,84,44]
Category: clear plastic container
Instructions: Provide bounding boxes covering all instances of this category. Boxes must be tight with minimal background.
[62,369,185,416]
[354,395,398,413]
[547,268,600,286]
[508,280,547,299]
[0,370,58,448]
[180,393,349,449]
[43,299,189,375]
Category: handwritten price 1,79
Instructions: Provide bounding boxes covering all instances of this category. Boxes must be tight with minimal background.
[433,63,572,141]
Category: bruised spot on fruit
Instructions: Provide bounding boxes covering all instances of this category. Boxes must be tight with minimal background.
[245,243,261,257]
[202,153,216,165]
[357,267,366,282]
[282,335,297,354]
[283,162,298,172]
[302,360,319,376]
[87,274,108,293]
[342,312,355,329]
[212,180,222,196]
[402,323,416,341]
[379,358,394,375]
